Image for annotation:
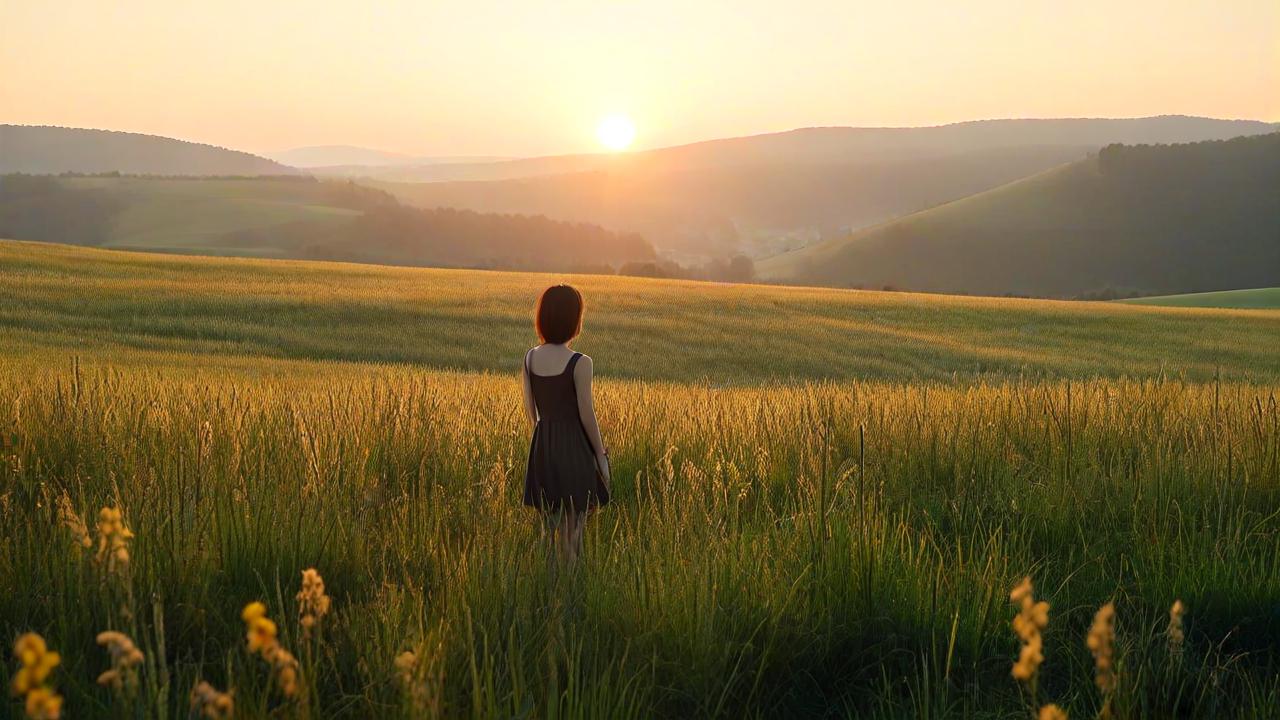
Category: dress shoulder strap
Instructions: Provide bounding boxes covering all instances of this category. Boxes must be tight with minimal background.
[565,351,583,375]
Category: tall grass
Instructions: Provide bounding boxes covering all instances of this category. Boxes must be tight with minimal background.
[3,363,1277,718]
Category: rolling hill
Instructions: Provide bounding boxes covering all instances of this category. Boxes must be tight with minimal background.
[3,238,1278,382]
[758,133,1280,298]
[347,116,1275,184]
[0,175,654,271]
[1121,288,1280,310]
[368,116,1276,259]
[0,125,299,176]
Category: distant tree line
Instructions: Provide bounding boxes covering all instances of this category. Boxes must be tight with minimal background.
[619,254,756,283]
[0,175,660,274]
[273,204,656,271]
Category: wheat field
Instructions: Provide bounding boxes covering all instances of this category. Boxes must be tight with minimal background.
[2,240,1279,718]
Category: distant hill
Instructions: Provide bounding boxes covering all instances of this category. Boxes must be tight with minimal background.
[370,116,1276,259]
[353,116,1275,183]
[0,175,654,272]
[267,145,512,169]
[757,133,1280,298]
[0,125,299,176]
[1121,288,1280,310]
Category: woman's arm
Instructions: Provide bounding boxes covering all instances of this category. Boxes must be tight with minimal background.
[520,351,537,425]
[572,355,610,482]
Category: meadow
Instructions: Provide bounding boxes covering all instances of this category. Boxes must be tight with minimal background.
[3,239,1280,719]
[1122,288,1280,310]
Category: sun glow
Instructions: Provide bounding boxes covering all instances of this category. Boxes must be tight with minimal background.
[596,114,636,151]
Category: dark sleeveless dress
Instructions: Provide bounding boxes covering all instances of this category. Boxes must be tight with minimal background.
[523,350,610,513]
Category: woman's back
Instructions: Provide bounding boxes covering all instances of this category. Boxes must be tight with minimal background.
[525,348,583,423]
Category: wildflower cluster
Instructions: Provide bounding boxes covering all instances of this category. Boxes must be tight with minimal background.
[10,634,62,720]
[55,494,92,551]
[297,568,332,638]
[95,631,144,695]
[1010,576,1050,683]
[95,507,134,573]
[242,602,301,698]
[1086,602,1117,700]
[1167,600,1185,661]
[190,681,234,719]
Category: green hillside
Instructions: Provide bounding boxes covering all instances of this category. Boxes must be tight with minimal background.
[1122,287,1280,309]
[69,176,362,256]
[759,133,1280,297]
[3,238,1278,383]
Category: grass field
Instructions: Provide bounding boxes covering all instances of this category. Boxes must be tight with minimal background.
[2,239,1279,718]
[4,240,1280,383]
[1121,288,1280,310]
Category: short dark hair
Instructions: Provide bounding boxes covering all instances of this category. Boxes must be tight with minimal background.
[535,285,584,344]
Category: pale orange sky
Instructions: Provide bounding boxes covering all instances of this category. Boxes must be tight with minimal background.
[2,1,1276,157]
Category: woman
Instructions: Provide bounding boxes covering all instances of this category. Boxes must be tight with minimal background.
[521,284,610,567]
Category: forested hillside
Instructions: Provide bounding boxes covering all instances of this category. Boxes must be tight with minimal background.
[759,133,1280,298]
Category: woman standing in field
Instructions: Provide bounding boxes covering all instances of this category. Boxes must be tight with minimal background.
[521,284,611,567]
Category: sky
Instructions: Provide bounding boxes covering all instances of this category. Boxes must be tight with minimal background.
[2,1,1277,158]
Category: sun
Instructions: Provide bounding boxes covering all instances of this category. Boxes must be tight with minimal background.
[596,114,636,151]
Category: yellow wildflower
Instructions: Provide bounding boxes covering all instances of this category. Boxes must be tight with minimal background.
[190,681,234,719]
[1009,576,1050,684]
[95,506,134,573]
[241,601,266,622]
[1038,704,1068,720]
[23,687,62,720]
[247,617,277,654]
[1086,602,1117,695]
[10,633,62,720]
[241,602,301,698]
